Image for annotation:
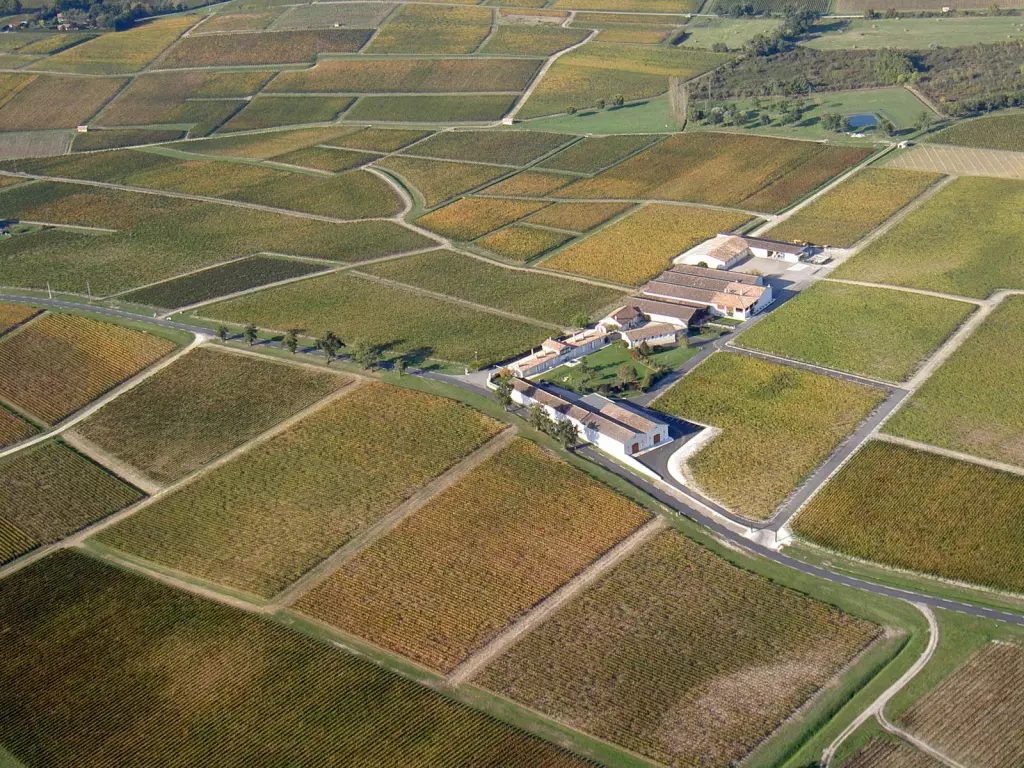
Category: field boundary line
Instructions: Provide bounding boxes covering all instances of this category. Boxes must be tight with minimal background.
[365,165,419,221]
[272,426,519,608]
[822,603,938,766]
[17,219,118,233]
[502,28,597,124]
[104,254,256,300]
[346,269,565,331]
[821,278,983,306]
[0,334,207,462]
[724,343,898,390]
[0,379,363,584]
[872,433,1024,477]
[904,299,998,390]
[61,430,163,495]
[447,515,666,685]
[470,6,499,55]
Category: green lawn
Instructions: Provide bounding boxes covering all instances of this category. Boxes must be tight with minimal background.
[517,94,681,133]
[802,17,1024,51]
[538,334,723,395]
[735,282,974,382]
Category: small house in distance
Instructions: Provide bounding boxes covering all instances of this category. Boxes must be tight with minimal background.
[678,233,813,269]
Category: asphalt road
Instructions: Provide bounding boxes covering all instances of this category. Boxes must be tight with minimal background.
[5,294,1023,628]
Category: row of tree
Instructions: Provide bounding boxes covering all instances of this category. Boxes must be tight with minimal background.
[218,324,394,372]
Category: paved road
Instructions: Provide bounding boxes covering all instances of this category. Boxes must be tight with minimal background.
[5,294,1023,628]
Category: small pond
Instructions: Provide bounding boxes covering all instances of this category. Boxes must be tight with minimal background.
[847,113,879,128]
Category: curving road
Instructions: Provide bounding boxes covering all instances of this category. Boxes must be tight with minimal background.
[4,293,1023,629]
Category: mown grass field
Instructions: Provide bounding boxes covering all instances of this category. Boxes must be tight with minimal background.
[297,437,649,671]
[375,156,508,208]
[555,132,871,213]
[525,201,633,232]
[159,28,370,67]
[677,16,781,49]
[71,128,185,152]
[0,407,36,451]
[735,281,974,382]
[804,17,1024,51]
[0,74,126,131]
[477,529,879,766]
[655,353,886,520]
[884,296,1024,467]
[0,440,143,565]
[899,642,1024,767]
[97,383,502,597]
[476,225,572,261]
[543,203,749,285]
[927,112,1024,153]
[345,95,517,124]
[537,134,659,174]
[28,15,196,74]
[405,130,572,167]
[362,249,623,325]
[794,441,1024,594]
[833,177,1024,298]
[123,256,328,309]
[267,58,541,94]
[75,348,345,485]
[415,198,548,240]
[479,25,589,56]
[204,271,552,367]
[518,44,728,119]
[366,4,492,54]
[479,171,572,196]
[0,551,590,766]
[271,146,376,172]
[766,168,941,248]
[0,314,176,425]
[220,96,354,132]
[326,127,431,152]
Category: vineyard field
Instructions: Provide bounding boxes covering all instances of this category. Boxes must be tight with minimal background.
[0,407,37,451]
[927,112,1024,153]
[220,96,354,132]
[345,95,517,124]
[296,438,650,671]
[375,156,508,208]
[362,249,622,326]
[74,348,346,485]
[71,128,185,152]
[483,172,572,197]
[0,440,143,565]
[543,203,749,285]
[833,177,1024,298]
[158,28,371,67]
[96,384,503,597]
[735,281,974,382]
[406,130,573,167]
[325,127,431,153]
[655,353,886,520]
[0,313,176,425]
[365,5,492,54]
[766,168,942,248]
[844,739,944,768]
[0,551,591,766]
[416,198,548,241]
[0,74,127,131]
[794,441,1024,593]
[203,271,550,367]
[122,256,328,310]
[0,303,38,336]
[270,146,377,173]
[478,25,589,56]
[899,642,1024,767]
[554,133,871,213]
[476,530,879,766]
[476,225,573,262]
[526,201,633,232]
[537,134,660,174]
[884,296,1024,467]
[171,126,347,160]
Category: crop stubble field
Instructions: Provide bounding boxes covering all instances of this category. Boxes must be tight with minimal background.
[655,353,886,520]
[97,384,502,597]
[793,441,1024,594]
[477,530,879,767]
[74,348,345,485]
[296,438,650,672]
[0,440,143,565]
[735,281,974,382]
[0,313,176,425]
[0,552,590,766]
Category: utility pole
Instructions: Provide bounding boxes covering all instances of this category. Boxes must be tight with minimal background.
[47,282,52,299]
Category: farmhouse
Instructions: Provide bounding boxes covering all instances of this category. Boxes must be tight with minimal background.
[640,265,773,321]
[509,327,609,377]
[508,377,670,459]
[677,233,812,269]
[620,322,680,349]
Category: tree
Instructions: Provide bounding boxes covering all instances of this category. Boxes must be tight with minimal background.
[612,94,625,108]
[571,311,591,329]
[874,48,916,85]
[494,377,513,411]
[349,338,380,370]
[554,419,579,451]
[316,330,341,364]
[283,329,299,355]
[596,98,606,110]
[616,363,637,388]
[820,112,845,132]
[216,325,229,342]
[877,117,896,137]
[393,356,406,376]
[576,358,593,391]
[913,109,932,131]
[528,403,552,433]
[759,111,772,126]
[639,369,653,392]
[566,106,577,115]
[242,323,258,346]
[636,341,652,360]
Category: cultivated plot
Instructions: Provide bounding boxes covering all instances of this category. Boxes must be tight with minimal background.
[0,313,176,425]
[0,551,590,766]
[325,127,432,153]
[404,130,573,167]
[345,95,518,123]
[844,739,944,768]
[793,441,1024,594]
[735,281,974,382]
[171,126,350,159]
[926,112,1024,153]
[73,348,346,485]
[366,4,493,54]
[476,225,573,262]
[0,407,36,452]
[479,25,589,56]
[158,28,371,67]
[416,198,548,240]
[96,384,503,597]
[296,438,650,671]
[375,156,509,208]
[536,133,660,174]
[886,144,1024,180]
[480,171,573,196]
[525,201,633,232]
[477,529,879,767]
[71,128,185,152]
[655,353,886,520]
[0,303,38,336]
[0,440,143,566]
[884,296,1024,467]
[834,176,1024,298]
[269,146,376,173]
[219,95,354,132]
[900,641,1024,767]
[766,168,942,248]
[0,74,126,131]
